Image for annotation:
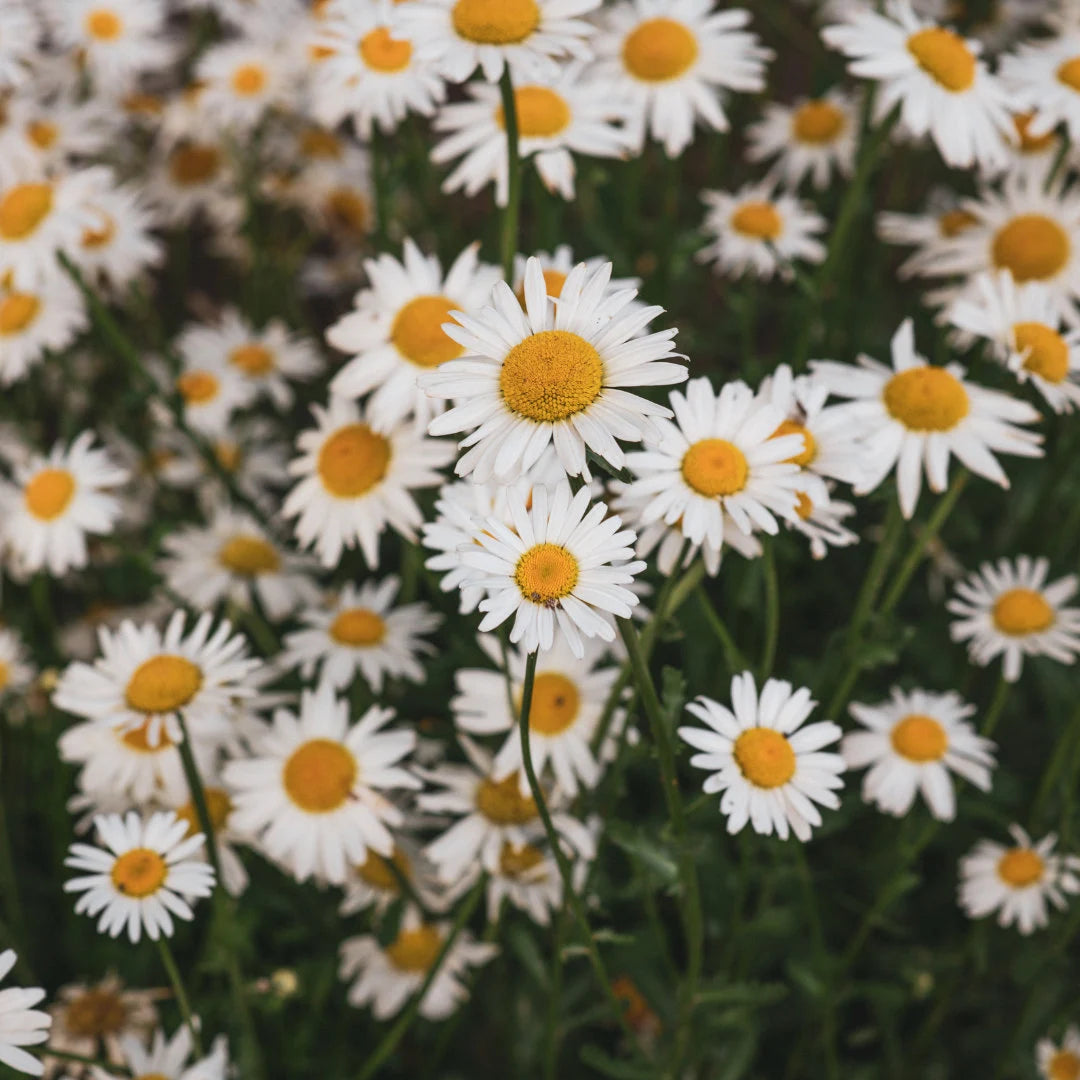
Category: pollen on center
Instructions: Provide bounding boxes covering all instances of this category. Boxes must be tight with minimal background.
[500,329,604,423]
[317,423,392,498]
[514,542,579,606]
[733,727,796,789]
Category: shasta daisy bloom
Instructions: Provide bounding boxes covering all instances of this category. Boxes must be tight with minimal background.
[340,836,447,917]
[1037,1027,1080,1080]
[327,240,501,427]
[811,319,1043,519]
[146,139,242,229]
[430,64,631,207]
[947,556,1080,682]
[72,177,163,294]
[170,358,257,437]
[786,487,859,560]
[698,184,826,281]
[196,36,299,132]
[280,577,441,692]
[511,246,641,307]
[1001,30,1080,143]
[680,673,845,841]
[283,396,454,568]
[0,627,33,703]
[958,824,1080,935]
[275,142,374,242]
[224,682,418,884]
[94,1027,229,1080]
[0,951,49,1078]
[52,609,261,748]
[64,811,216,943]
[591,0,772,158]
[877,193,984,281]
[423,256,686,482]
[0,431,127,577]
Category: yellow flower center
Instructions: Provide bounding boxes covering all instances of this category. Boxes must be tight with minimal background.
[391,295,464,369]
[1013,112,1055,154]
[174,787,233,838]
[316,423,391,498]
[516,268,568,308]
[681,438,748,497]
[299,128,343,160]
[24,468,75,521]
[168,144,221,186]
[231,63,267,96]
[65,988,127,1038]
[358,847,409,891]
[0,662,8,691]
[526,672,580,735]
[792,100,845,144]
[219,534,280,575]
[498,86,571,138]
[993,214,1071,283]
[499,841,545,878]
[359,27,413,72]
[992,587,1055,635]
[795,491,814,520]
[120,718,174,753]
[137,1074,170,1080]
[0,182,53,241]
[125,655,204,714]
[996,847,1044,887]
[882,367,969,431]
[85,8,123,40]
[282,738,357,813]
[215,441,241,472]
[81,211,116,250]
[890,714,948,763]
[110,848,167,898]
[329,608,386,646]
[385,925,442,972]
[938,208,978,238]
[772,419,816,466]
[177,369,220,404]
[1013,321,1069,383]
[229,343,275,375]
[500,329,604,422]
[514,542,579,606]
[732,728,796,789]
[451,0,538,43]
[26,120,58,150]
[730,201,782,240]
[1049,1050,1080,1080]
[622,17,698,82]
[0,293,41,335]
[475,773,537,824]
[1058,56,1080,92]
[326,189,369,235]
[906,27,976,92]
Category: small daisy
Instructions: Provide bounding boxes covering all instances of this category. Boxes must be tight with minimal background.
[785,488,860,561]
[0,627,34,704]
[64,810,216,942]
[1001,30,1080,143]
[877,193,984,281]
[340,835,446,917]
[698,183,826,281]
[822,0,1013,171]
[473,840,566,925]
[94,1027,229,1080]
[169,357,257,438]
[6,95,116,182]
[327,240,501,428]
[0,951,49,1077]
[511,246,641,306]
[678,671,846,842]
[998,111,1071,185]
[283,396,454,568]
[591,0,772,158]
[276,143,374,243]
[0,431,127,577]
[1037,1026,1080,1080]
[339,905,496,1020]
[958,824,1080,935]
[224,682,419,885]
[196,36,299,132]
[52,609,261,747]
[146,139,243,230]
[811,319,1043,519]
[0,1,39,91]
[423,256,686,482]
[947,556,1080,682]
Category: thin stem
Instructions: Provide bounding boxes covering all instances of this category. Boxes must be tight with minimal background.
[175,715,222,882]
[759,542,780,680]
[157,937,202,1056]
[1032,703,1080,826]
[370,127,389,248]
[498,68,522,281]
[980,673,1011,739]
[543,909,569,1080]
[695,589,746,677]
[44,1048,133,1075]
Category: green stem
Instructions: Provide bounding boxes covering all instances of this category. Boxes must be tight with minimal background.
[1030,706,1080,825]
[175,714,222,883]
[543,910,569,1080]
[157,936,202,1056]
[498,68,522,281]
[980,674,1011,739]
[695,589,746,676]
[0,739,27,967]
[44,1048,133,1075]
[759,542,780,680]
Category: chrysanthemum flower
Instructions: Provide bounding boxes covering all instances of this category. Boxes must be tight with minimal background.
[0,950,50,1077]
[1037,1026,1080,1080]
[93,1027,229,1080]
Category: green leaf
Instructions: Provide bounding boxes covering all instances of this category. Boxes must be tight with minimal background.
[579,1045,656,1079]
[607,821,680,886]
[505,923,548,988]
[695,981,789,1009]
[661,665,686,727]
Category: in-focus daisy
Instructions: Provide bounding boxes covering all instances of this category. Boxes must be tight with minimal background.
[958,824,1080,935]
[196,36,299,132]
[0,950,49,1077]
[0,627,34,703]
[224,682,418,884]
[678,671,846,841]
[842,687,995,821]
[327,240,501,427]
[280,577,440,692]
[822,0,1012,170]
[0,431,127,577]
[0,273,88,387]
[93,1026,229,1080]
[283,396,454,568]
[811,319,1043,518]
[591,0,772,158]
[1037,1026,1080,1080]
[698,183,826,281]
[1002,30,1080,143]
[423,256,686,482]
[64,810,216,942]
[947,556,1080,682]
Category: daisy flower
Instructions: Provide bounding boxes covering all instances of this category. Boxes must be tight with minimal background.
[340,836,446,917]
[0,951,49,1077]
[339,905,496,1020]
[821,0,1012,171]
[327,240,501,428]
[196,36,300,132]
[0,431,127,578]
[698,183,826,281]
[810,319,1043,519]
[0,1,39,91]
[958,824,1080,935]
[52,609,261,747]
[511,246,641,306]
[786,488,860,561]
[1037,1026,1080,1080]
[275,142,374,243]
[93,1027,229,1080]
[4,95,116,184]
[283,396,454,568]
[146,139,243,230]
[678,671,846,842]
[423,256,686,482]
[223,682,419,885]
[591,0,772,158]
[64,811,216,943]
[877,192,984,281]
[169,357,257,438]
[430,63,631,207]
[947,556,1080,682]
[842,687,995,821]
[1001,30,1080,143]
[72,177,163,294]
[0,627,33,704]
[279,577,440,692]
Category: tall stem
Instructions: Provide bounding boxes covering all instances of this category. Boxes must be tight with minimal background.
[980,674,1010,739]
[157,937,202,1056]
[759,542,780,680]
[175,714,222,883]
[498,68,522,281]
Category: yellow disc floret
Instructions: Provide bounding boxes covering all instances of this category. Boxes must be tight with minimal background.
[24,469,75,521]
[451,0,539,44]
[730,201,782,240]
[882,367,969,431]
[526,672,580,735]
[996,847,1044,887]
[992,587,1055,636]
[385,925,442,972]
[500,330,604,422]
[229,344,275,376]
[0,293,40,335]
[475,773,537,824]
[890,714,948,763]
[906,27,976,92]
[283,739,357,813]
[391,295,464,368]
[792,100,845,144]
[733,728,796,789]
[681,438,748,497]
[772,419,816,466]
[110,848,168,898]
[316,423,391,498]
[177,370,220,405]
[498,87,571,137]
[125,656,203,714]
[992,214,1070,283]
[514,543,579,606]
[219,535,280,575]
[329,608,386,646]
[622,17,698,82]
[1013,321,1069,383]
[360,26,413,72]
[1058,56,1080,92]
[0,183,53,241]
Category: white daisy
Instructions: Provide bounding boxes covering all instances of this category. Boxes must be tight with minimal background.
[877,193,984,282]
[785,488,860,561]
[0,628,33,704]
[340,835,446,917]
[274,142,374,243]
[4,95,116,183]
[678,671,846,842]
[1037,1026,1080,1080]
[998,110,1072,185]
[1001,30,1080,143]
[0,271,89,387]
[146,139,243,230]
[511,246,641,306]
[196,36,300,132]
[223,681,419,884]
[0,951,49,1077]
[947,556,1080,682]
[958,824,1080,935]
[283,396,454,568]
[93,1027,229,1080]
[170,357,257,438]
[0,1,39,91]
[423,256,686,482]
[591,0,772,158]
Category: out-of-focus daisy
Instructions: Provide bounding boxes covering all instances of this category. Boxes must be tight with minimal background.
[196,36,299,132]
[0,627,33,703]
[998,111,1069,185]
[224,682,418,884]
[811,319,1043,518]
[786,488,859,561]
[423,256,685,482]
[0,1,39,91]
[327,240,501,427]
[93,1027,229,1080]
[0,950,49,1077]
[53,609,261,747]
[947,556,1080,682]
[283,396,454,568]
[698,183,826,281]
[339,905,496,1020]
[842,687,995,821]
[511,246,640,306]
[170,357,257,437]
[1002,30,1080,143]
[877,192,983,281]
[276,142,374,243]
[678,671,845,841]
[147,139,243,229]
[0,431,127,577]
[5,96,116,182]
[431,64,630,206]
[958,824,1080,935]
[822,0,1012,171]
[1037,1027,1080,1080]
[72,176,163,294]
[340,836,446,917]
[591,0,772,158]
[64,811,216,942]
